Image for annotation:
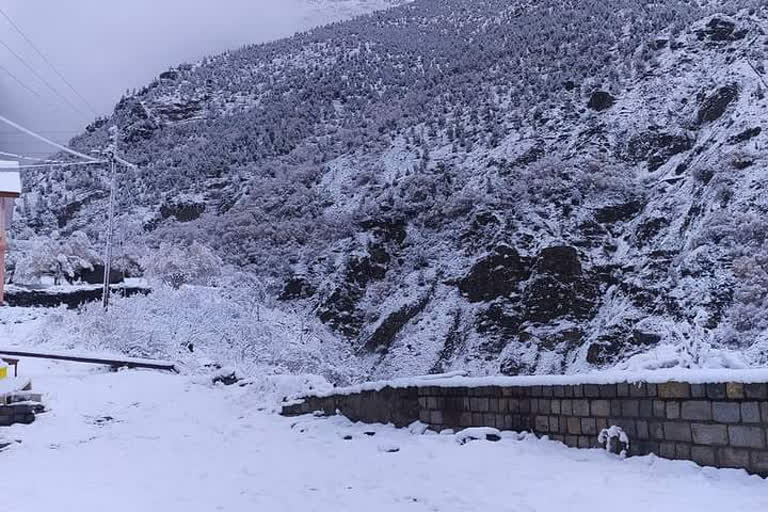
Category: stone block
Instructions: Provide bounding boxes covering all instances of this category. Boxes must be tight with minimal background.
[763,403,768,423]
[577,436,593,449]
[719,447,751,468]
[639,400,653,418]
[610,399,622,416]
[418,397,429,409]
[653,400,666,418]
[691,446,716,467]
[664,422,691,442]
[650,422,665,440]
[595,418,608,432]
[472,413,484,426]
[591,400,610,417]
[599,385,617,398]
[426,397,439,410]
[459,412,473,427]
[498,398,509,414]
[690,384,706,398]
[706,383,727,400]
[681,401,712,421]
[622,400,640,417]
[744,383,768,399]
[659,442,676,459]
[692,424,728,446]
[636,420,649,440]
[567,417,582,435]
[630,383,646,398]
[488,398,499,413]
[584,384,600,398]
[483,413,497,427]
[617,383,629,397]
[751,451,768,475]
[633,441,659,456]
[647,384,657,397]
[430,410,443,424]
[658,382,690,399]
[553,386,565,398]
[676,443,691,460]
[531,386,542,397]
[565,435,579,447]
[727,382,745,400]
[581,418,597,435]
[573,399,589,417]
[572,385,584,398]
[539,399,551,415]
[741,402,761,423]
[666,402,680,420]
[713,402,740,423]
[729,426,765,448]
[541,386,554,398]
[535,415,550,432]
[419,410,430,423]
[561,399,572,416]
[550,399,561,415]
[549,416,559,433]
[471,397,489,412]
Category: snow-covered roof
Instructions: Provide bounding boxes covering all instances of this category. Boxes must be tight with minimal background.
[0,160,21,196]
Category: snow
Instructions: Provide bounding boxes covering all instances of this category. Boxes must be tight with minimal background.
[0,309,766,510]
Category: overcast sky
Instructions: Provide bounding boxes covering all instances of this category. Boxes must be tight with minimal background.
[0,0,381,157]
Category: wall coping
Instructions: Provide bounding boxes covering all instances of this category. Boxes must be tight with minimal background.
[295,368,768,400]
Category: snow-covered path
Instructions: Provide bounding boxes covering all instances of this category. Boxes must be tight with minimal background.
[0,310,767,511]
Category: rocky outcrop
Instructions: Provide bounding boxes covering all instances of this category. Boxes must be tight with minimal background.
[457,246,530,302]
[587,90,616,111]
[698,84,738,124]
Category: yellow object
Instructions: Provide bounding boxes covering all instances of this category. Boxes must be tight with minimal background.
[0,366,7,380]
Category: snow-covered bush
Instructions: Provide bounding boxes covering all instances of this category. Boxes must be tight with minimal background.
[142,241,223,288]
[32,284,362,386]
[10,231,101,285]
[598,425,629,457]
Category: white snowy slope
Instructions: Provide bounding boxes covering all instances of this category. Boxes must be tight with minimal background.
[0,312,766,511]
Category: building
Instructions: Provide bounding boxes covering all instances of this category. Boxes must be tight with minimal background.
[0,160,21,305]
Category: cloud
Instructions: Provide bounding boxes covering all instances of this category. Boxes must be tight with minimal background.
[0,0,375,156]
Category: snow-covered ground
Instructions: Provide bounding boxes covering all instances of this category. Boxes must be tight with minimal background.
[0,308,767,511]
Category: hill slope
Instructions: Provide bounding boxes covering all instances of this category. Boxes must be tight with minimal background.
[16,0,768,378]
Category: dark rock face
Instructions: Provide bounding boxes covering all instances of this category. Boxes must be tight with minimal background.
[698,84,738,124]
[695,17,747,43]
[524,247,597,323]
[624,131,693,171]
[458,246,530,302]
[317,219,406,337]
[594,200,644,224]
[159,70,179,81]
[587,90,616,111]
[730,127,761,144]
[160,201,206,222]
[586,329,662,366]
[363,292,431,351]
[278,276,316,300]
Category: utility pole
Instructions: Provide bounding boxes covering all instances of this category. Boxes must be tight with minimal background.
[102,126,118,310]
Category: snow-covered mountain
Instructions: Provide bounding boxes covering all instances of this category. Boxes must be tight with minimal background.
[16,0,768,378]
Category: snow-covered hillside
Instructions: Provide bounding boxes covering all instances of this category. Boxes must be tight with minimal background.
[12,0,768,380]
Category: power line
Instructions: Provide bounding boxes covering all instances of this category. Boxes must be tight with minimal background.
[0,36,90,119]
[15,160,106,169]
[0,6,99,117]
[0,60,49,104]
[0,112,100,162]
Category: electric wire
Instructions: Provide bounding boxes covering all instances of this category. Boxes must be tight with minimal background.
[0,6,99,116]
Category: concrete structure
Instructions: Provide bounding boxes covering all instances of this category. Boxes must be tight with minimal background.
[0,160,21,305]
[283,379,768,476]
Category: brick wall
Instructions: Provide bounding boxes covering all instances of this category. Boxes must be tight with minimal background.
[282,380,768,476]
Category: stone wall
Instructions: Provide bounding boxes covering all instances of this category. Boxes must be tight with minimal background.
[282,380,768,476]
